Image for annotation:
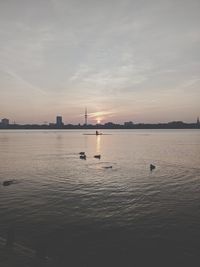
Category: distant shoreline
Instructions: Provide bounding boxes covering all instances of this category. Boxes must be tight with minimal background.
[0,123,199,130]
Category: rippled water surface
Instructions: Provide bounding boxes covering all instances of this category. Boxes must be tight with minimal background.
[0,129,200,266]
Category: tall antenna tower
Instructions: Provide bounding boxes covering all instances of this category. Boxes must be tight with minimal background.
[85,107,88,125]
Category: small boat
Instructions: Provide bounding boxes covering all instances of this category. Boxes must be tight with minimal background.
[83,133,104,135]
[94,155,101,159]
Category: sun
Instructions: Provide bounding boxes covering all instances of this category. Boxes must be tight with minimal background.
[97,119,101,124]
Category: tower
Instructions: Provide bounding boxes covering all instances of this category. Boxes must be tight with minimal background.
[85,107,88,126]
[197,117,200,125]
[56,116,63,128]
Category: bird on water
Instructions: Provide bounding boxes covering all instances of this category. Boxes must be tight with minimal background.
[150,164,156,171]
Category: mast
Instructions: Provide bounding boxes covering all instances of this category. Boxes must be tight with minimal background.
[85,107,88,125]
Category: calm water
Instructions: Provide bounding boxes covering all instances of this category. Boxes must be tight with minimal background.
[0,129,200,266]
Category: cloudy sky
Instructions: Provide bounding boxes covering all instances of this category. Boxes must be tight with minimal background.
[0,0,199,124]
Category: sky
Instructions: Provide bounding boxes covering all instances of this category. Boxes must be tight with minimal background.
[0,0,199,124]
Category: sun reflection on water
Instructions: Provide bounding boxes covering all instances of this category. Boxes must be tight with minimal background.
[96,135,101,154]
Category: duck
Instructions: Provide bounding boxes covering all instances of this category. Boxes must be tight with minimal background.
[94,155,101,159]
[3,180,15,186]
[150,164,156,171]
[103,166,112,169]
[79,152,85,155]
[80,154,86,160]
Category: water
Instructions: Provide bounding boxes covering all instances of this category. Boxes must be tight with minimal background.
[0,129,200,266]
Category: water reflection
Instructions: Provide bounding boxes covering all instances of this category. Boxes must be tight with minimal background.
[0,130,200,266]
[83,135,89,151]
[96,135,101,154]
[55,134,64,150]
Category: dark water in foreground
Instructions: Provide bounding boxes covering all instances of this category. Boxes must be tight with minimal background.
[0,129,200,266]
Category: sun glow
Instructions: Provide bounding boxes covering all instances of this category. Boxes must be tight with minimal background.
[97,119,101,124]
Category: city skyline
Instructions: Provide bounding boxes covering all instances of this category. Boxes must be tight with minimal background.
[0,110,199,125]
[0,0,200,124]
[0,113,200,127]
[1,108,200,125]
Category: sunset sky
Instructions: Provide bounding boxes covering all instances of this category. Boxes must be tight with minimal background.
[0,0,199,124]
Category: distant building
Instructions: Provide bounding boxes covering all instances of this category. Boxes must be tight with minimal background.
[1,118,9,126]
[168,121,184,125]
[124,121,134,127]
[105,122,114,126]
[197,117,200,125]
[104,122,116,128]
[56,116,63,128]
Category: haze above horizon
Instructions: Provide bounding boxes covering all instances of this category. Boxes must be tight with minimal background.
[0,0,199,124]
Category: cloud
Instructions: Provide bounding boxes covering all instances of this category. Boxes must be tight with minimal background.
[181,77,200,89]
[0,0,199,123]
[7,69,45,92]
[89,110,116,118]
